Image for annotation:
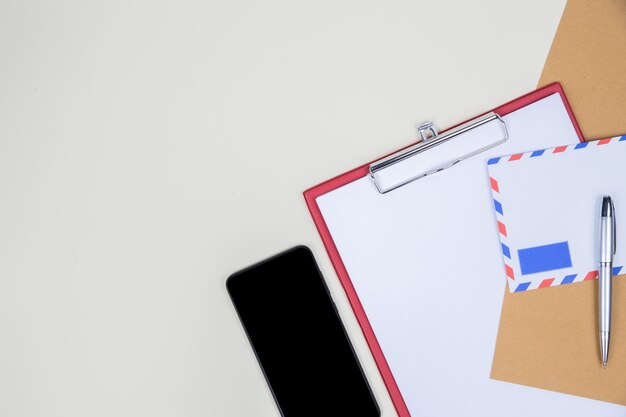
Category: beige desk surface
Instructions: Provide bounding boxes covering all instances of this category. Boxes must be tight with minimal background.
[0,1,567,416]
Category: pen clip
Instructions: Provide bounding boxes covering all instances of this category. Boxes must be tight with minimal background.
[613,199,617,255]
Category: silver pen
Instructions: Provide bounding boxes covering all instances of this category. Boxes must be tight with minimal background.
[599,196,616,369]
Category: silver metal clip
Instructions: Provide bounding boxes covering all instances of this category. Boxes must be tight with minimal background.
[417,121,438,142]
[369,112,508,194]
[613,199,617,255]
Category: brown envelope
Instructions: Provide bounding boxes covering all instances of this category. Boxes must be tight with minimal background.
[491,0,626,405]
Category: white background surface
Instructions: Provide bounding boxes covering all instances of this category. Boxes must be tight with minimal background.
[0,1,568,416]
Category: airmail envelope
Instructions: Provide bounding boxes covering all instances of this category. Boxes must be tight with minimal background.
[486,136,626,293]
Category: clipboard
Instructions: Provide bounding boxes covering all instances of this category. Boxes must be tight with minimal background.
[301,83,621,417]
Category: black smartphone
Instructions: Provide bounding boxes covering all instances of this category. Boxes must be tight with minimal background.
[226,246,379,417]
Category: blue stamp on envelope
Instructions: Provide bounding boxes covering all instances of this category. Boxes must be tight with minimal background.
[517,241,573,275]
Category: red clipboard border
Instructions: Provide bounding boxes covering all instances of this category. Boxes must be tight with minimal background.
[303,82,584,417]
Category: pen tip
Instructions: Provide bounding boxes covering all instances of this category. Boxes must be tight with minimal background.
[602,196,614,216]
[603,362,607,369]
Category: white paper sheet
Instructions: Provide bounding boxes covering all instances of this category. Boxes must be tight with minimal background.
[316,94,624,416]
[487,136,626,293]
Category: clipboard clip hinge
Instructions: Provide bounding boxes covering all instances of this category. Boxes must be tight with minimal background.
[369,112,508,194]
[416,121,438,143]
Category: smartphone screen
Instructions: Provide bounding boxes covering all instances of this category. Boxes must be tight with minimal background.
[227,246,379,417]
